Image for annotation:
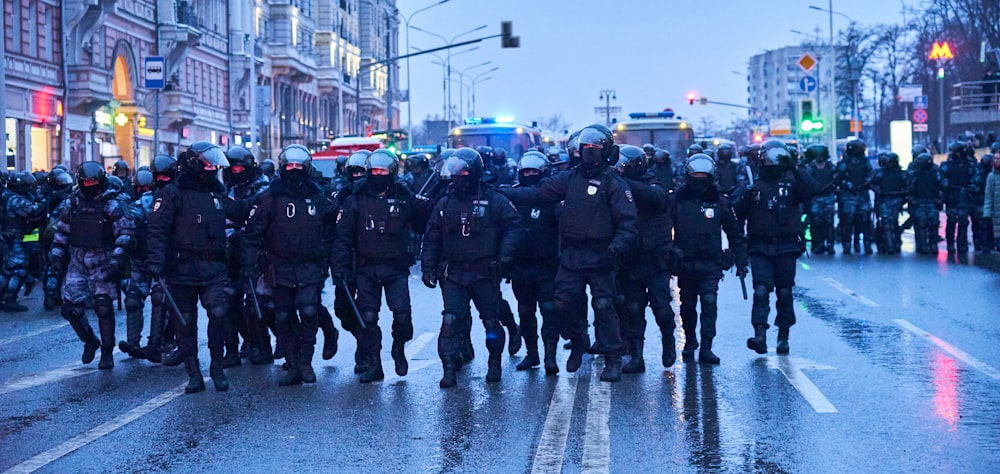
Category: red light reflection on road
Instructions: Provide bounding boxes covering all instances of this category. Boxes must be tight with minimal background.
[932,351,960,430]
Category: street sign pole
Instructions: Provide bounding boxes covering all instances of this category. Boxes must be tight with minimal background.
[144,56,166,156]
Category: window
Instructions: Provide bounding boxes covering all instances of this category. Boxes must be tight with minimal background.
[12,0,22,53]
[43,6,52,61]
[28,2,37,56]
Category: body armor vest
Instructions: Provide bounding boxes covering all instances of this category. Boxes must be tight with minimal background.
[266,195,325,262]
[845,160,869,186]
[909,169,939,199]
[516,202,558,262]
[356,192,410,259]
[674,197,723,260]
[878,168,906,194]
[811,165,836,194]
[717,162,739,191]
[559,170,614,244]
[440,190,499,262]
[747,179,800,238]
[69,196,114,249]
[174,191,227,255]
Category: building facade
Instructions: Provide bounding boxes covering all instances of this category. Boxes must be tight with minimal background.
[1,0,399,171]
[747,45,841,131]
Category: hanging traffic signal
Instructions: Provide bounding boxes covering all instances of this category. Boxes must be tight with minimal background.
[687,92,696,105]
[501,22,520,48]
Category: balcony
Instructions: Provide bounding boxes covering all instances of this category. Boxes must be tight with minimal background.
[950,80,1000,126]
[66,64,113,113]
[316,66,342,95]
[163,90,197,128]
[269,43,317,83]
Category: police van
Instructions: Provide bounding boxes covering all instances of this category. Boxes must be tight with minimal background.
[612,110,695,159]
[447,117,543,161]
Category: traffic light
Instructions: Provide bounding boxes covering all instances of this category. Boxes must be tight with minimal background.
[798,98,824,133]
[687,92,696,105]
[501,22,520,48]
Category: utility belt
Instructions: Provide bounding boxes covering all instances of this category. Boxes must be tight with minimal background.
[561,238,611,252]
[357,254,410,268]
[441,257,494,275]
[176,248,227,262]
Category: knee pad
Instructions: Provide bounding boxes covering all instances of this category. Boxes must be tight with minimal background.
[753,285,771,299]
[394,311,413,325]
[625,302,644,317]
[700,293,718,306]
[125,292,144,312]
[93,295,114,320]
[275,310,293,326]
[482,318,502,333]
[775,287,793,301]
[61,303,86,321]
[592,297,614,311]
[299,305,320,323]
[361,311,379,326]
[440,313,457,337]
[539,301,557,316]
[206,304,227,321]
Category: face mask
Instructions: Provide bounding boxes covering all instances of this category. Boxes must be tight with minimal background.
[687,176,713,193]
[452,176,477,195]
[369,175,392,192]
[581,147,604,168]
[283,169,308,187]
[762,166,785,180]
[519,173,542,187]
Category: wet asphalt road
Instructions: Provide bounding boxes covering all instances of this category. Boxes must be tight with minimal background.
[2,231,1000,473]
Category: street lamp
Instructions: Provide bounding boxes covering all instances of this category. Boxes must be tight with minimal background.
[810,3,860,144]
[468,70,496,117]
[452,61,491,120]
[599,89,617,127]
[403,0,452,150]
[411,23,488,124]
[416,45,479,119]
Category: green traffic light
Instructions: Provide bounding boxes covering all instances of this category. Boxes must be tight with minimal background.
[799,120,824,132]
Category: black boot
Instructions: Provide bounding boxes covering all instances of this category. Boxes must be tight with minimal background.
[439,357,458,388]
[300,345,317,384]
[3,295,28,312]
[322,325,339,360]
[184,358,205,393]
[698,338,721,365]
[681,330,699,361]
[516,337,540,371]
[222,351,242,368]
[210,359,229,391]
[747,325,768,354]
[776,327,790,354]
[622,339,645,373]
[67,312,101,364]
[504,321,521,356]
[162,347,185,367]
[359,357,385,383]
[485,353,502,383]
[44,291,59,311]
[96,306,116,370]
[543,339,559,375]
[119,340,145,360]
[98,346,115,370]
[566,336,585,373]
[353,345,369,374]
[600,353,622,382]
[391,338,408,376]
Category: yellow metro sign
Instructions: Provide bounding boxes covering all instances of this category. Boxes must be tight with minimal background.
[928,42,954,60]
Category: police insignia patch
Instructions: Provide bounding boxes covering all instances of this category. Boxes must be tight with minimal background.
[153,198,162,212]
[587,186,598,195]
[336,209,343,223]
[530,209,540,219]
[624,189,634,202]
[705,208,715,218]
[248,205,257,218]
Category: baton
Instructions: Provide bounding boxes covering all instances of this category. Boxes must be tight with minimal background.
[739,273,748,300]
[245,276,263,321]
[155,276,188,327]
[341,277,367,330]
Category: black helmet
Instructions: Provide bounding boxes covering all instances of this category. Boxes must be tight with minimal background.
[151,154,178,186]
[434,148,455,173]
[578,125,615,168]
[566,130,581,157]
[737,145,750,158]
[882,152,900,169]
[112,159,130,179]
[33,170,49,183]
[51,171,75,190]
[107,175,124,192]
[947,141,965,157]
[518,150,550,186]
[277,144,313,187]
[912,144,929,159]
[77,161,108,198]
[135,169,154,194]
[225,147,257,185]
[685,153,717,179]
[9,171,37,195]
[786,145,799,164]
[845,139,866,160]
[476,146,495,165]
[687,143,704,157]
[616,145,648,180]
[653,149,671,165]
[53,164,69,174]
[184,141,229,186]
[442,148,484,194]
[345,150,371,182]
[260,158,276,178]
[914,152,933,168]
[409,153,430,174]
[991,141,1000,154]
[805,144,830,163]
[642,143,656,158]
[760,139,793,170]
[493,147,508,165]
[367,149,399,192]
[716,143,734,162]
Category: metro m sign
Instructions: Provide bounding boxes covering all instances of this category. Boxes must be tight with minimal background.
[929,42,954,60]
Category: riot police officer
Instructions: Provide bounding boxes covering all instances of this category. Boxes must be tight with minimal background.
[940,142,983,253]
[672,154,748,364]
[486,147,517,186]
[835,139,874,254]
[2,172,47,311]
[41,171,76,310]
[500,125,639,382]
[112,159,135,200]
[650,149,674,190]
[421,148,525,388]
[49,162,134,369]
[139,155,179,361]
[738,140,818,355]
[118,169,157,360]
[906,152,945,254]
[242,145,337,386]
[715,144,748,204]
[615,145,675,372]
[803,145,837,254]
[333,149,430,383]
[508,151,561,373]
[871,152,908,254]
[408,153,435,195]
[148,142,246,393]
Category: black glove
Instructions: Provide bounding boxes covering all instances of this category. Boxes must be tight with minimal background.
[148,263,164,279]
[497,256,514,278]
[109,257,126,278]
[422,272,437,289]
[241,265,257,279]
[736,265,749,278]
[597,250,621,274]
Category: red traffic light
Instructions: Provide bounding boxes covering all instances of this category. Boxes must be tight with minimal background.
[687,92,697,105]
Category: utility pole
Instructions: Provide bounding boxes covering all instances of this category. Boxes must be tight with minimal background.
[0,2,7,167]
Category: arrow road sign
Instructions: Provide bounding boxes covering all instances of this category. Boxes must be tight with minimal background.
[799,76,817,93]
[767,355,838,413]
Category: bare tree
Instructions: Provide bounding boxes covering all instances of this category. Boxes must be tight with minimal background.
[534,113,572,134]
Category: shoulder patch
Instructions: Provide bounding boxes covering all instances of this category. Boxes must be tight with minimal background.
[624,189,634,203]
[248,204,258,219]
[336,209,344,224]
[152,198,162,212]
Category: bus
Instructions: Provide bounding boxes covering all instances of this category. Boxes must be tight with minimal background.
[611,110,695,159]
[312,136,382,177]
[693,136,737,150]
[447,117,543,161]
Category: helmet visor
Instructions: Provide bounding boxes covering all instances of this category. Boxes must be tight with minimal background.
[762,146,789,166]
[199,147,230,168]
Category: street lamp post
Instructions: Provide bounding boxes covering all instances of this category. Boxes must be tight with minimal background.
[599,89,616,127]
[453,61,492,120]
[403,0,451,150]
[411,23,487,124]
[809,2,844,147]
[417,45,479,119]
[468,70,495,117]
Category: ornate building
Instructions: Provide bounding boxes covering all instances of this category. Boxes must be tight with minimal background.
[1,0,399,171]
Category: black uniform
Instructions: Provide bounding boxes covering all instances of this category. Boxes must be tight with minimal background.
[804,160,838,254]
[835,155,874,253]
[333,180,430,382]
[906,157,945,254]
[940,152,983,253]
[871,160,908,254]
[242,177,337,385]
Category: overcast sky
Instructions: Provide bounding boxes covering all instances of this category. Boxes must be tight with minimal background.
[399,0,910,133]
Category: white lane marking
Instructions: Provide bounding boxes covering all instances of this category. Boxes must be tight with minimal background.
[822,277,880,307]
[581,357,611,474]
[2,383,186,474]
[0,348,122,396]
[379,332,436,384]
[894,319,1000,380]
[530,374,580,474]
[0,322,70,346]
[766,355,838,413]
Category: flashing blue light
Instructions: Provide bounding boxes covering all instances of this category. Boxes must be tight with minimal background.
[465,117,484,125]
[628,111,677,119]
[496,116,514,124]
